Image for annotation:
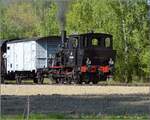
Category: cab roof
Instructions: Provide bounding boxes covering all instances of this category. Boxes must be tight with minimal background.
[69,32,113,38]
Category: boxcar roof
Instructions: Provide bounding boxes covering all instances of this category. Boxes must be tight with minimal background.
[7,36,61,43]
[0,38,26,46]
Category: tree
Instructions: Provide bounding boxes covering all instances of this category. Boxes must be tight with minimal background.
[32,0,59,36]
[110,0,149,82]
[0,1,40,38]
[67,0,94,34]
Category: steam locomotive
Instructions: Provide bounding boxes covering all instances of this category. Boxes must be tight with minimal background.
[49,31,116,84]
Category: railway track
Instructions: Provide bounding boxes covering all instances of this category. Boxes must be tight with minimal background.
[1,81,150,86]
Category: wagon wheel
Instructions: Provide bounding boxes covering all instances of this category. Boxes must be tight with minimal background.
[37,76,44,84]
[33,78,38,84]
[36,71,44,84]
[16,75,22,84]
[1,76,5,84]
[40,76,44,84]
[37,78,40,84]
[74,72,82,84]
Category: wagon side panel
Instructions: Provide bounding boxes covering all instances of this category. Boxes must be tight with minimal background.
[23,41,36,71]
[14,42,24,71]
[36,40,47,69]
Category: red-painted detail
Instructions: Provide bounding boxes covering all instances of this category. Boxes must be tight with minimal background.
[81,65,87,73]
[49,66,64,69]
[49,70,73,75]
[99,66,109,73]
[90,65,97,73]
[81,65,110,73]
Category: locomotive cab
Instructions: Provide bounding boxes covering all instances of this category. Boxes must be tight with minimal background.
[67,33,116,66]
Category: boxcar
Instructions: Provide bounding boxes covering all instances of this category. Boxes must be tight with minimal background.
[1,36,61,84]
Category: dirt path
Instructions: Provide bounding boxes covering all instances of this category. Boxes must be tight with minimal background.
[1,85,150,95]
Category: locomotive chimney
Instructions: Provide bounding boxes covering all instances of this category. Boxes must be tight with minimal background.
[61,30,66,47]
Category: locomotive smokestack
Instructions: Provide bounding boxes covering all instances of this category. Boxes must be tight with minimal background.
[55,0,71,47]
[61,30,66,46]
[55,0,70,31]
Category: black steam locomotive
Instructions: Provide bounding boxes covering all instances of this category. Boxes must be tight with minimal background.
[49,31,116,84]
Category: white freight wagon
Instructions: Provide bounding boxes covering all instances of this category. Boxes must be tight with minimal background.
[7,41,36,72]
[5,36,61,84]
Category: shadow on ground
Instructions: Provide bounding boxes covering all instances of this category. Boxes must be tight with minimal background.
[1,94,150,115]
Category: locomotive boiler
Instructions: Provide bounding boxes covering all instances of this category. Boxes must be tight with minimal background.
[49,31,116,84]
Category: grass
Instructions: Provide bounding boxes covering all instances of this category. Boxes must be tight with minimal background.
[4,78,52,84]
[4,78,150,86]
[1,114,150,120]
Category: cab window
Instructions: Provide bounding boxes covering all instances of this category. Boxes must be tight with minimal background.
[72,38,78,48]
[92,38,98,46]
[105,38,111,48]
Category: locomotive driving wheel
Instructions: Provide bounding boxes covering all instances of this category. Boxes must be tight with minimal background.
[65,71,75,84]
[74,72,82,84]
